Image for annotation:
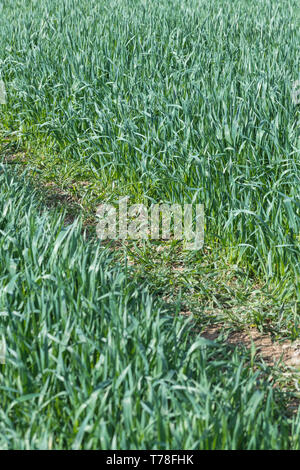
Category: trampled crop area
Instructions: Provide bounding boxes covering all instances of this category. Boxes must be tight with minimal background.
[0,0,299,449]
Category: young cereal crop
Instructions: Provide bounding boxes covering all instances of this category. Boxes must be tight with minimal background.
[0,166,299,449]
[0,0,299,450]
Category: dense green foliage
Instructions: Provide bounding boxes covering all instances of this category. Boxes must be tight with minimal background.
[0,0,299,450]
[0,167,299,449]
[0,0,299,297]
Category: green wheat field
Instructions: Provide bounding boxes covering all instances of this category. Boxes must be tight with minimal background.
[0,0,299,449]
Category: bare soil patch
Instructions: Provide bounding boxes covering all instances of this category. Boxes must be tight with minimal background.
[202,325,300,368]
